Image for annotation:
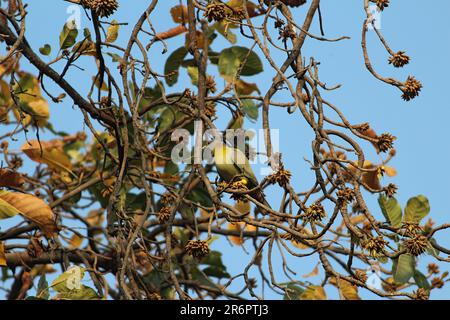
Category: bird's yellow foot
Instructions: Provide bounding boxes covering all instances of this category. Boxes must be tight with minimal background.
[231,178,248,190]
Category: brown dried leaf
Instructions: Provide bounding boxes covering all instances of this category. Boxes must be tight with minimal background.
[69,234,83,248]
[300,285,327,300]
[0,190,58,237]
[21,139,73,174]
[329,277,361,300]
[235,200,250,215]
[30,264,57,277]
[345,161,381,191]
[170,5,188,24]
[228,222,244,245]
[0,241,6,266]
[0,169,25,188]
[383,165,397,177]
[234,79,260,95]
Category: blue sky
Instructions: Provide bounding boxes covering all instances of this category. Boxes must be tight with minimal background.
[2,0,450,299]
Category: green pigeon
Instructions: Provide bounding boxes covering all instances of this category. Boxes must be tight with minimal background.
[211,141,270,212]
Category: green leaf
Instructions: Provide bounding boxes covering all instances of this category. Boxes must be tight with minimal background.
[161,287,176,300]
[242,99,259,122]
[83,28,92,41]
[188,187,213,208]
[203,266,230,279]
[125,192,146,211]
[200,251,226,268]
[394,253,415,284]
[106,20,120,43]
[158,106,179,133]
[164,160,179,176]
[378,195,402,228]
[190,267,219,289]
[15,73,35,92]
[51,266,85,293]
[218,46,263,78]
[299,285,327,300]
[187,66,199,86]
[413,270,430,291]
[283,283,305,300]
[403,195,430,224]
[144,268,170,289]
[57,285,101,300]
[214,21,237,44]
[37,275,50,300]
[107,52,123,63]
[50,267,100,300]
[59,20,78,50]
[0,196,21,219]
[39,44,52,56]
[173,227,190,246]
[427,238,440,256]
[164,47,189,86]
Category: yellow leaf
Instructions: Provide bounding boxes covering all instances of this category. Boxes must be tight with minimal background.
[235,200,250,215]
[345,161,381,191]
[13,97,50,127]
[227,113,244,130]
[92,76,108,91]
[234,79,260,95]
[0,190,58,237]
[200,208,213,219]
[329,277,360,300]
[0,242,7,266]
[86,210,104,227]
[21,139,73,174]
[199,209,214,226]
[228,222,244,245]
[383,165,397,177]
[227,0,244,7]
[228,218,257,245]
[336,214,368,233]
[0,79,12,105]
[289,228,315,250]
[86,209,104,235]
[69,234,83,248]
[0,196,21,219]
[27,99,50,118]
[106,20,120,43]
[0,55,19,75]
[72,40,97,56]
[30,264,57,277]
[300,285,327,300]
[227,0,260,16]
[228,201,252,245]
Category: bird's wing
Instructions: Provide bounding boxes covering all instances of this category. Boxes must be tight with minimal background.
[231,147,259,188]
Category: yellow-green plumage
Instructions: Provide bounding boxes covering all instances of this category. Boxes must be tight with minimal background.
[212,142,270,210]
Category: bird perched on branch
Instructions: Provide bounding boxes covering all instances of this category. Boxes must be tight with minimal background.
[211,140,271,213]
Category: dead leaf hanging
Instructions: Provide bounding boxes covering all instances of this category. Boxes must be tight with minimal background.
[0,190,58,237]
[21,139,73,174]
